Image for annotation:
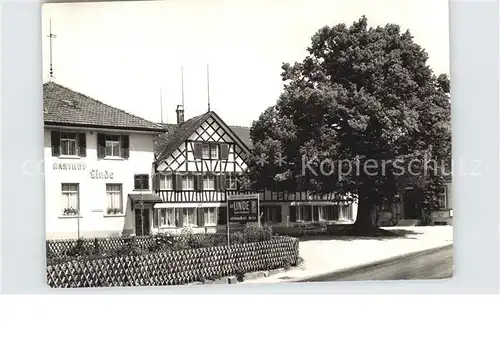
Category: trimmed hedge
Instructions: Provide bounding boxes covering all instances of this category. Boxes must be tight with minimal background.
[46,236,299,288]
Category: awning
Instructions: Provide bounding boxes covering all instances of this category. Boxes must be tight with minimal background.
[128,193,163,204]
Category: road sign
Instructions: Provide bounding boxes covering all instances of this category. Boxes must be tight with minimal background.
[227,194,260,224]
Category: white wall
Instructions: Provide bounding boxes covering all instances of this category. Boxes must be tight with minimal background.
[44,128,156,239]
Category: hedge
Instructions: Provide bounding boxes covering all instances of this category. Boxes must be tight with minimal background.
[46,236,299,288]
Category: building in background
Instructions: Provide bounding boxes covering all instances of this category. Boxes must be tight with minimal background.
[44,82,164,239]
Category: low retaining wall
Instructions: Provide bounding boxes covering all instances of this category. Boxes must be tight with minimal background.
[46,236,299,288]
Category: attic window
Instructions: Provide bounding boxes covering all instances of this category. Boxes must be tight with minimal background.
[61,99,77,108]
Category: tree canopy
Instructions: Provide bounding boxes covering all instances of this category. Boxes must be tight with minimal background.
[247,16,451,229]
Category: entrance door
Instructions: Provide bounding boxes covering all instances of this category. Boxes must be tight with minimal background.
[135,208,150,236]
[403,188,422,219]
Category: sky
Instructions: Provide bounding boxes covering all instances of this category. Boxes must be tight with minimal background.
[42,0,450,127]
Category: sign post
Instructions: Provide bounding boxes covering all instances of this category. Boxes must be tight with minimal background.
[226,193,260,242]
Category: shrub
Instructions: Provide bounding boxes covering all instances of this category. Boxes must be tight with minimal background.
[64,239,93,258]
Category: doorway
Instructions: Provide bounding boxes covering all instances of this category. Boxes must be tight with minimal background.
[135,208,150,236]
[403,188,423,219]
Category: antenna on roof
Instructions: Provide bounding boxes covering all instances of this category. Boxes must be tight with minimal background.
[181,66,185,108]
[47,19,57,81]
[160,88,164,123]
[207,64,211,111]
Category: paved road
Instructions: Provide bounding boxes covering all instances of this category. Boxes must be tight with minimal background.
[299,244,453,282]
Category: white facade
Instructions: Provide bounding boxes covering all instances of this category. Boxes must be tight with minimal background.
[44,126,157,239]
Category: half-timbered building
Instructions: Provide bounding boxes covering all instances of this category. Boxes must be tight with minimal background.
[152,106,358,234]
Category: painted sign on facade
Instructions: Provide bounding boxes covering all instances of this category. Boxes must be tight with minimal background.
[227,194,259,223]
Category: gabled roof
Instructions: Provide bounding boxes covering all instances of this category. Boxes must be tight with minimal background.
[154,111,252,163]
[43,82,164,132]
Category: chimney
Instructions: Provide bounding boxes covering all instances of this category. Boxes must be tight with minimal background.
[176,104,184,124]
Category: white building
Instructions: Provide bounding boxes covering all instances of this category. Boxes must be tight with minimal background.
[44,82,164,239]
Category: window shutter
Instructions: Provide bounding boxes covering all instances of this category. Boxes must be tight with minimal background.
[176,209,183,227]
[193,142,202,159]
[220,144,229,160]
[121,135,130,159]
[97,134,106,158]
[175,174,183,191]
[219,174,226,190]
[51,131,61,156]
[153,174,160,191]
[290,206,296,222]
[313,206,319,222]
[276,206,282,223]
[197,208,204,226]
[77,133,86,157]
[153,209,158,228]
[218,207,227,225]
[306,206,312,221]
[196,174,203,191]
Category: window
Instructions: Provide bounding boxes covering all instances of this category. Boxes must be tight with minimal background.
[183,208,196,226]
[61,183,79,216]
[261,206,282,223]
[134,174,149,190]
[437,186,447,209]
[105,135,121,157]
[60,132,77,156]
[210,144,219,159]
[106,184,123,214]
[182,175,194,190]
[203,175,215,190]
[197,142,220,160]
[155,208,175,227]
[317,206,339,221]
[159,174,173,190]
[226,174,237,190]
[338,204,352,220]
[204,207,217,225]
[202,144,210,159]
[297,206,312,222]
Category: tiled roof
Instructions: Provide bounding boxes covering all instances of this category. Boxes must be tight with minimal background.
[229,125,252,147]
[155,112,211,161]
[43,82,164,132]
[153,111,252,163]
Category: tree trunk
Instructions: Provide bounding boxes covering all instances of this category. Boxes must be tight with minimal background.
[353,194,376,230]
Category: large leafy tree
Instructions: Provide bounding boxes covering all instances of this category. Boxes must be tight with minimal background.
[247,16,451,233]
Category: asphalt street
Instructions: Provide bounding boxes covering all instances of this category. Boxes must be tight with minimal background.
[299,244,453,282]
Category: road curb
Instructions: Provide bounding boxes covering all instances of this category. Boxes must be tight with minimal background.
[291,243,453,283]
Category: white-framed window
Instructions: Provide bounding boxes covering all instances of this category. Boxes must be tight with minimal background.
[160,174,173,190]
[202,144,210,159]
[183,208,196,226]
[105,184,122,214]
[437,186,447,209]
[105,134,121,157]
[204,207,217,225]
[338,204,352,220]
[203,175,215,190]
[226,174,237,190]
[61,183,79,216]
[210,144,219,159]
[182,175,194,190]
[60,132,77,156]
[156,208,175,227]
